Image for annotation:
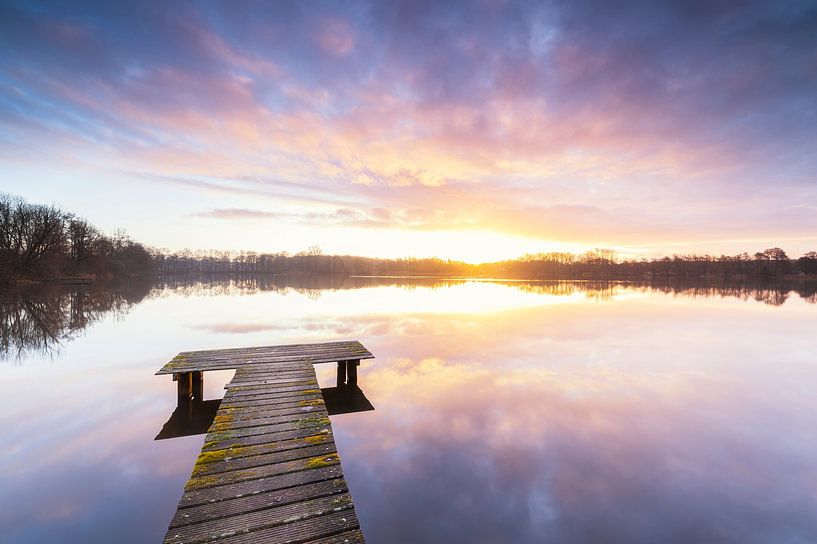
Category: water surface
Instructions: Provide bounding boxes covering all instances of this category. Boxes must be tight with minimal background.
[1,278,816,543]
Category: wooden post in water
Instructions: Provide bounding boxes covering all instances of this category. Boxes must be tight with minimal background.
[176,372,192,403]
[347,359,359,386]
[190,371,203,400]
[337,360,348,388]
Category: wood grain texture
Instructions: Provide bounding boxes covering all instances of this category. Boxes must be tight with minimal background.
[157,340,373,375]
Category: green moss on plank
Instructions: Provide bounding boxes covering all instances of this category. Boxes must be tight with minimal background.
[164,354,188,370]
[202,430,235,448]
[185,468,257,490]
[332,495,353,508]
[305,454,339,470]
[184,474,220,491]
[296,416,331,429]
[195,446,247,465]
[212,413,234,427]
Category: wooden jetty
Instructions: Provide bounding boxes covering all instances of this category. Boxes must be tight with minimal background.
[156,340,374,544]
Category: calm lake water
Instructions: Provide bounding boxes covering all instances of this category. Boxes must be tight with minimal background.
[2,278,817,543]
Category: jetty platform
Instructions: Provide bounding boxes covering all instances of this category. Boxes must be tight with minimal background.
[156,340,374,544]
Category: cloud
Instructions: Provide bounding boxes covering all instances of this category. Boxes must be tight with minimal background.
[313,17,357,56]
[193,208,281,220]
[192,322,283,334]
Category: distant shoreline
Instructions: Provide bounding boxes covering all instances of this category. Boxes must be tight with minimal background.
[6,271,817,287]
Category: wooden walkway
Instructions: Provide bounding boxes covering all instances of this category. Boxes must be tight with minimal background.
[157,341,373,544]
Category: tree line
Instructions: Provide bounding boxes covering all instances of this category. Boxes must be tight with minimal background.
[0,193,153,283]
[156,246,817,280]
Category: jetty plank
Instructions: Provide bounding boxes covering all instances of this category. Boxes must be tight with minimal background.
[160,341,370,543]
[157,340,373,375]
[170,479,349,528]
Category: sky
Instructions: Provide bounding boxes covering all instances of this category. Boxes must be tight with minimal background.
[1,0,816,262]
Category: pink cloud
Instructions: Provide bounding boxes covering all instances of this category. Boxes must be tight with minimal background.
[313,18,356,56]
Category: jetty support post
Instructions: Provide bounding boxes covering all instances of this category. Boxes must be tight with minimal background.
[191,371,203,401]
[337,359,361,387]
[337,360,347,388]
[347,359,360,386]
[175,371,203,403]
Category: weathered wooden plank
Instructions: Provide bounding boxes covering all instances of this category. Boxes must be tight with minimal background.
[179,340,367,357]
[158,354,370,374]
[208,410,329,432]
[230,368,317,378]
[167,352,367,367]
[159,356,371,375]
[202,428,333,453]
[184,452,341,492]
[225,377,319,389]
[229,375,317,383]
[198,509,361,544]
[174,346,367,362]
[194,433,333,465]
[224,384,321,397]
[214,404,325,423]
[220,398,324,413]
[233,361,318,369]
[227,378,318,387]
[303,530,366,544]
[228,374,315,383]
[235,361,310,378]
[191,443,337,478]
[227,378,318,388]
[223,387,322,400]
[174,345,370,362]
[179,465,345,508]
[219,399,323,414]
[176,348,370,364]
[230,370,317,380]
[220,393,325,410]
[171,478,349,528]
[231,369,316,379]
[202,417,332,445]
[158,340,373,375]
[163,493,355,543]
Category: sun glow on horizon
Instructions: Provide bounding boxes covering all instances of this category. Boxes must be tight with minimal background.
[154,225,599,264]
[315,230,595,264]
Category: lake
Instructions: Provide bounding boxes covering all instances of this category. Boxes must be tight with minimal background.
[2,278,816,543]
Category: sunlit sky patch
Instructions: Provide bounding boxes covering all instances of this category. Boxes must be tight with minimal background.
[1,1,816,261]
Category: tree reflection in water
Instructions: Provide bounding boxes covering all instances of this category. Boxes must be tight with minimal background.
[2,275,815,361]
[154,274,817,306]
[0,279,152,361]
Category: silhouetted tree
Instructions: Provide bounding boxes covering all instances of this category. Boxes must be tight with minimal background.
[797,252,817,275]
[0,193,153,283]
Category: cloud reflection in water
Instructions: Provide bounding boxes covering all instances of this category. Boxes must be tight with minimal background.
[320,295,817,543]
